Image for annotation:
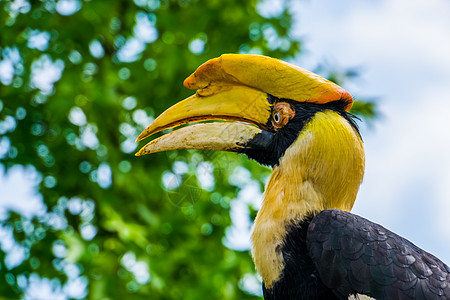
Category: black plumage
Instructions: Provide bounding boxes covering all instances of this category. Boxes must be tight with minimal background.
[265,209,450,299]
[263,214,340,300]
[308,210,450,299]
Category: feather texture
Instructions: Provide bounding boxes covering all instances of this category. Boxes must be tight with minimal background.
[308,209,450,299]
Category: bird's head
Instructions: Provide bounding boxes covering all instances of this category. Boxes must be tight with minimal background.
[136,54,365,213]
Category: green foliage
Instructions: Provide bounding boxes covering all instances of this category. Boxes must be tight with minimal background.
[0,0,375,299]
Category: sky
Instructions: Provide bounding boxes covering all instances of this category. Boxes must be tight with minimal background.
[291,0,450,263]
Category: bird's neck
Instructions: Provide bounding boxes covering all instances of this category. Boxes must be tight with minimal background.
[251,111,365,287]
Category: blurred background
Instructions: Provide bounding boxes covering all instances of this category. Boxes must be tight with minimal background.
[1,0,449,299]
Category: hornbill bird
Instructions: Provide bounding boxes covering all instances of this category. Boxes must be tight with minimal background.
[135,54,450,299]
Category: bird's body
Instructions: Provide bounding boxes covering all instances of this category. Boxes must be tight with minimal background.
[136,54,450,299]
[251,109,364,287]
[262,209,450,299]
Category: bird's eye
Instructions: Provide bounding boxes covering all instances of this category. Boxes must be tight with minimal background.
[273,112,281,124]
[271,102,295,130]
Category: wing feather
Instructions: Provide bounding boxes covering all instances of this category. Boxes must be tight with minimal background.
[307,209,450,299]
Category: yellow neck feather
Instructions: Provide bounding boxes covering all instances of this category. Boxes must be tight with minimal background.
[251,110,365,287]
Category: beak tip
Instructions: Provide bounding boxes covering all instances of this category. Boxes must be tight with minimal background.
[135,148,146,156]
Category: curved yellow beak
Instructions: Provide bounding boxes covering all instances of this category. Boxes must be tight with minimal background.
[135,85,272,156]
[136,85,271,142]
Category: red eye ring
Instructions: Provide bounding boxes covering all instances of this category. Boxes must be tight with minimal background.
[271,102,295,129]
